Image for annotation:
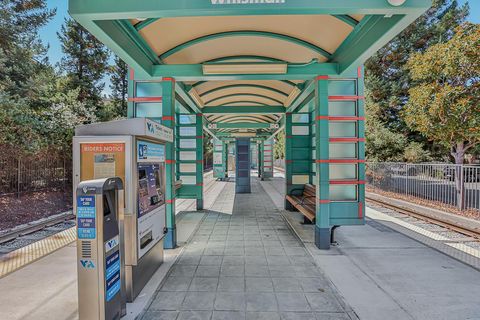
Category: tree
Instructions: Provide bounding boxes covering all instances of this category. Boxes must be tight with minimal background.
[58,18,110,117]
[274,130,285,160]
[0,0,55,96]
[109,56,128,118]
[403,23,480,165]
[365,0,468,135]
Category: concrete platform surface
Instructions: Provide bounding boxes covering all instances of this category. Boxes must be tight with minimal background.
[140,180,356,320]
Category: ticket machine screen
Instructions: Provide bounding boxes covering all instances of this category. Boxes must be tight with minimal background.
[137,163,165,217]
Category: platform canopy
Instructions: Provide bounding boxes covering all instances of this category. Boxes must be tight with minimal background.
[69,0,431,137]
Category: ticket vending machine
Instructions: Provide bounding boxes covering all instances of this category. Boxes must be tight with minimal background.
[76,177,125,320]
[74,118,173,302]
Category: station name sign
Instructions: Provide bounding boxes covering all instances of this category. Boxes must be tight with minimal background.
[211,0,286,5]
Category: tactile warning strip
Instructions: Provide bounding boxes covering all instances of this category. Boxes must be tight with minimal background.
[0,227,76,278]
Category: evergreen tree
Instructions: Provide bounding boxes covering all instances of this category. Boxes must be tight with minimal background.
[0,0,55,96]
[365,0,468,134]
[109,56,128,117]
[57,18,110,118]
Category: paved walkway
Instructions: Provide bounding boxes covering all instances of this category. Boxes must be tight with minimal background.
[141,179,356,320]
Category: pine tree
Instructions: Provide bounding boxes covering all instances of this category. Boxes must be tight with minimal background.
[365,0,468,134]
[0,0,55,95]
[109,56,128,117]
[57,18,110,118]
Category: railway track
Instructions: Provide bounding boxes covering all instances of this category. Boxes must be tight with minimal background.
[366,196,480,241]
[0,212,75,245]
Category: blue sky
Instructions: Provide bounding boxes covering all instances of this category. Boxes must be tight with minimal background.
[39,0,479,92]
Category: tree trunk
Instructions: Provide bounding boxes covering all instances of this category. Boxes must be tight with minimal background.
[451,142,466,210]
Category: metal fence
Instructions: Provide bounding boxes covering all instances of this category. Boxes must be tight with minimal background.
[366,163,480,212]
[0,149,72,197]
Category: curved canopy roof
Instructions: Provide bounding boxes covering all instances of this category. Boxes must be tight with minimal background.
[69,0,431,137]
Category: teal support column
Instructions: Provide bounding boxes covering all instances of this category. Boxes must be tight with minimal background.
[259,141,264,179]
[196,114,204,210]
[315,76,330,250]
[162,78,176,249]
[357,67,366,220]
[284,113,294,210]
[127,68,135,118]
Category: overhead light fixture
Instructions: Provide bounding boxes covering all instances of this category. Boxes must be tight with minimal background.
[202,63,287,75]
[233,132,257,137]
[188,88,205,108]
[387,0,406,6]
[284,85,301,107]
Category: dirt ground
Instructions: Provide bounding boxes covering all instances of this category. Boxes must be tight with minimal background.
[0,190,72,231]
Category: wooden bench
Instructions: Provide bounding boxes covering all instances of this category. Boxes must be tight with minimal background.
[285,184,316,223]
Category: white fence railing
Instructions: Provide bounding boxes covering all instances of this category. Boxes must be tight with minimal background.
[366,163,480,212]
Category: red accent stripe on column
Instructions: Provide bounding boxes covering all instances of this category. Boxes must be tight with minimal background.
[162,116,175,121]
[357,67,362,79]
[318,199,331,204]
[329,180,366,185]
[129,68,134,80]
[329,96,365,101]
[128,97,162,102]
[165,160,176,164]
[196,113,203,117]
[166,198,175,204]
[162,77,175,83]
[315,116,329,121]
[358,201,363,219]
[196,183,203,186]
[316,159,365,163]
[285,160,293,164]
[315,75,329,80]
[196,136,204,139]
[264,166,273,168]
[329,138,365,142]
[196,160,203,163]
[264,150,272,153]
[285,112,292,116]
[286,136,293,139]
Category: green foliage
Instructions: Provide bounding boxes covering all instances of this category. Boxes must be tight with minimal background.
[366,113,407,162]
[58,18,110,115]
[0,0,55,96]
[365,0,468,134]
[403,142,432,163]
[403,23,480,164]
[274,130,285,160]
[109,56,128,118]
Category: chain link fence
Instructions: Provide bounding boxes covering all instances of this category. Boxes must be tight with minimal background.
[366,162,480,213]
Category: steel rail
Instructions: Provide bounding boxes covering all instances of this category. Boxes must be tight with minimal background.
[366,196,480,241]
[0,212,75,245]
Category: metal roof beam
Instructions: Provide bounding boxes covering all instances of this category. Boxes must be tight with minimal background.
[69,0,433,20]
[151,63,339,81]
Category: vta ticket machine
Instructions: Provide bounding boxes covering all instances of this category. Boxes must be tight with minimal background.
[73,118,174,301]
[76,178,125,320]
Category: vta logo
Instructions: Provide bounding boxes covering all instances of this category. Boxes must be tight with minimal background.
[147,122,154,134]
[80,260,95,269]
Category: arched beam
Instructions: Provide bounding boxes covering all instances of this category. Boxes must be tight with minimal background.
[192,79,297,89]
[332,15,359,27]
[209,114,277,123]
[205,55,288,64]
[218,101,269,107]
[159,30,332,61]
[205,93,284,106]
[200,84,289,98]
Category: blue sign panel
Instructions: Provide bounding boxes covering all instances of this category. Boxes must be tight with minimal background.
[77,196,96,239]
[137,140,165,162]
[105,251,121,301]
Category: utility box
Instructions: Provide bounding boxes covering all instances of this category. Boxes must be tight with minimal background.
[74,118,173,302]
[76,177,125,320]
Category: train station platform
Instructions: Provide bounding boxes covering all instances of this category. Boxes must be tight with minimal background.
[1,172,480,320]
